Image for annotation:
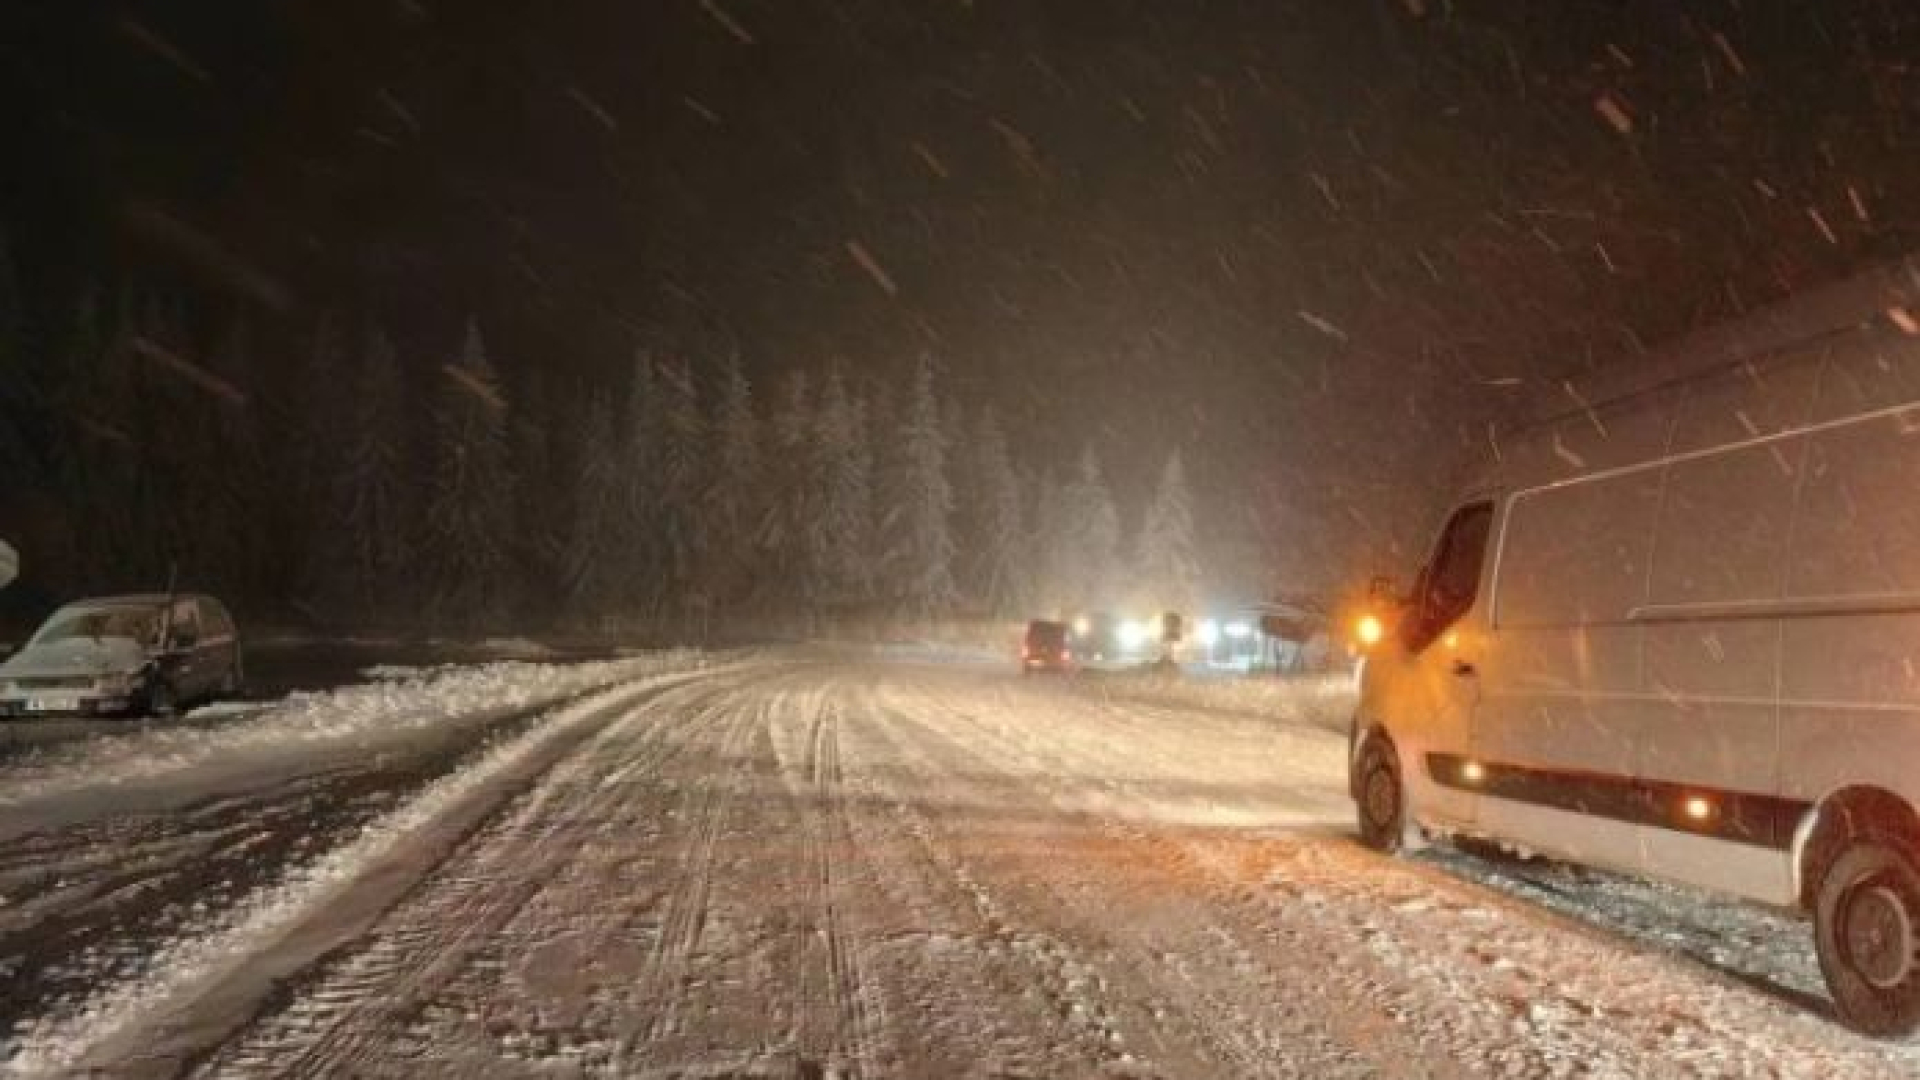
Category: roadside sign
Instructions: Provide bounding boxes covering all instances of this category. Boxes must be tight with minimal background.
[0,540,15,588]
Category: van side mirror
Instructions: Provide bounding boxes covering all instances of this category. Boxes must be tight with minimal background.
[1367,574,1403,607]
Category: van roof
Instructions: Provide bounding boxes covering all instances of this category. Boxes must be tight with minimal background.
[1510,252,1920,437]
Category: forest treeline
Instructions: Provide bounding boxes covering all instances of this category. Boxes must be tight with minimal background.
[0,250,1202,636]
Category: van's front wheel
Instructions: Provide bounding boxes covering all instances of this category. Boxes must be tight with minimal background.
[1355,737,1405,854]
[1815,837,1920,1036]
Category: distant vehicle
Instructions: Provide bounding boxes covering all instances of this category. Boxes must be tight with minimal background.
[1020,619,1073,674]
[0,594,243,718]
[1349,255,1920,1036]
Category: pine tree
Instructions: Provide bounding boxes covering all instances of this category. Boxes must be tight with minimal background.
[282,313,350,607]
[192,316,264,598]
[657,357,706,614]
[1056,445,1120,611]
[625,349,672,611]
[425,320,515,626]
[1028,466,1071,616]
[335,328,412,618]
[811,371,871,604]
[509,374,566,621]
[705,356,763,607]
[125,292,197,584]
[1134,450,1201,613]
[76,289,154,587]
[967,407,1026,615]
[564,395,625,616]
[886,355,956,619]
[766,370,814,611]
[48,288,111,591]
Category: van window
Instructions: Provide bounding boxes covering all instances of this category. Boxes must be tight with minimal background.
[1407,502,1493,651]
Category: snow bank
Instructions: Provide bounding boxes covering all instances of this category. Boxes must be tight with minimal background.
[1,674,683,1076]
[0,649,707,838]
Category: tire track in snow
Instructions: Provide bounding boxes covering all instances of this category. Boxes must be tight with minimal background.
[614,677,767,1056]
[179,665,771,1079]
[789,685,883,1078]
[831,679,1148,1076]
[875,679,1394,1079]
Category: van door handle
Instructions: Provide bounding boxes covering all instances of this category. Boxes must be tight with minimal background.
[1452,660,1477,677]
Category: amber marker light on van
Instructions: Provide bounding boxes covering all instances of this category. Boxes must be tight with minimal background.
[1461,760,1485,783]
[1683,795,1714,821]
[1354,613,1384,647]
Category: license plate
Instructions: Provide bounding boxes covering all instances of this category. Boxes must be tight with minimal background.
[26,697,78,713]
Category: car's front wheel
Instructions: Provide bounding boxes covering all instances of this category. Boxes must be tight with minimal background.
[143,680,178,719]
[1815,834,1920,1036]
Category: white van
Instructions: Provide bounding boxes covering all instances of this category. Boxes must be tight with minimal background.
[1351,256,1920,1035]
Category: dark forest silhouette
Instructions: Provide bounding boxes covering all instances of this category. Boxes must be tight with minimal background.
[0,240,1201,638]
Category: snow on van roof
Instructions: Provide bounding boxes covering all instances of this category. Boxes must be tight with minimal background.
[1513,251,1920,435]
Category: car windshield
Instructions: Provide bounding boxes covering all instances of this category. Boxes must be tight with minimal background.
[30,606,163,648]
[1026,621,1067,647]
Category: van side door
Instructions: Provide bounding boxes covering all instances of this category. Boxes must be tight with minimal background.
[1381,500,1495,830]
[1472,397,1674,876]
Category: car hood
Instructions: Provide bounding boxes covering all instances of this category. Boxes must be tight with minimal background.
[0,639,150,679]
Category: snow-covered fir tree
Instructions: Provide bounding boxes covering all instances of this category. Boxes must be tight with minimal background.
[811,370,871,603]
[1057,445,1120,610]
[1133,449,1201,612]
[704,355,763,607]
[335,328,413,615]
[966,407,1026,615]
[425,320,514,625]
[509,374,568,619]
[177,317,264,597]
[886,355,956,618]
[565,395,626,615]
[657,356,706,610]
[620,352,667,612]
[767,370,815,610]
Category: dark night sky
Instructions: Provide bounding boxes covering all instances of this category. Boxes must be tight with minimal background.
[6,0,1919,596]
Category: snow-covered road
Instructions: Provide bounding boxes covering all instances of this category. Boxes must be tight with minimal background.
[3,649,1917,1077]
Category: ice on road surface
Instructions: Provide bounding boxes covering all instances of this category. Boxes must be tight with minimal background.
[2,648,1916,1078]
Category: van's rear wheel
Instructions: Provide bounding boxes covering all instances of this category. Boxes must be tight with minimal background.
[1814,837,1920,1036]
[1355,738,1405,854]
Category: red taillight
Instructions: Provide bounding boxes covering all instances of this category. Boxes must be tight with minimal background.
[1020,644,1030,659]
[1062,649,1072,661]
